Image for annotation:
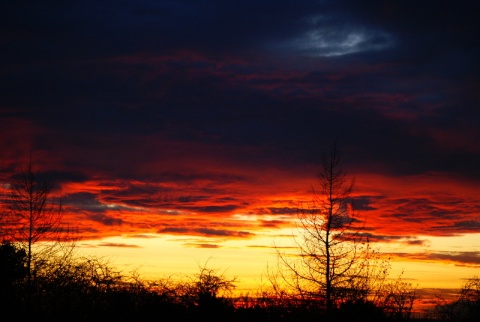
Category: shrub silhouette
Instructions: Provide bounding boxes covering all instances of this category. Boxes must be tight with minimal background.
[334,299,386,322]
[0,242,29,320]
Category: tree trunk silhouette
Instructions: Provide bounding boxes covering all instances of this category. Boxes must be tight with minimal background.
[274,144,381,318]
[8,159,63,284]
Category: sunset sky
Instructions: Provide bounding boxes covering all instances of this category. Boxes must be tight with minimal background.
[1,0,480,302]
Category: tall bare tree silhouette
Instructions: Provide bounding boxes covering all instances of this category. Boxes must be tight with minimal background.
[274,144,384,317]
[7,159,63,282]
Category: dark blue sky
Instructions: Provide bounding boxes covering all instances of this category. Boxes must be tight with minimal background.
[1,1,480,248]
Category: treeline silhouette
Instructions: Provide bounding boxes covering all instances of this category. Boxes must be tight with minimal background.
[1,240,479,322]
[1,155,479,321]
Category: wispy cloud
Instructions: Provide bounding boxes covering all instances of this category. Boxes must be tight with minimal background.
[391,251,480,268]
[159,227,254,239]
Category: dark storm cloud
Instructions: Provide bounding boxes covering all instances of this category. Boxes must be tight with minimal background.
[383,197,478,222]
[158,227,253,238]
[357,232,428,246]
[195,228,252,238]
[346,0,480,54]
[0,0,319,65]
[266,207,299,215]
[184,243,220,249]
[195,205,239,213]
[405,251,480,267]
[432,220,480,235]
[63,191,139,214]
[43,171,89,184]
[98,242,142,249]
[454,221,480,230]
[158,227,190,234]
[63,192,103,210]
[350,196,381,211]
[88,213,123,226]
[260,219,289,229]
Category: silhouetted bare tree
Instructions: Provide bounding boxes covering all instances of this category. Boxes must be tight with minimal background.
[7,159,64,282]
[375,272,417,321]
[434,276,480,322]
[273,144,386,317]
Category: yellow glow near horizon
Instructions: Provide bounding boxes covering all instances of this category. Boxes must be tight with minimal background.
[72,231,479,297]
[75,234,279,293]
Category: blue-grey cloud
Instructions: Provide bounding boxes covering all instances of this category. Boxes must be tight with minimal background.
[88,214,123,226]
[98,242,142,248]
[158,226,253,238]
